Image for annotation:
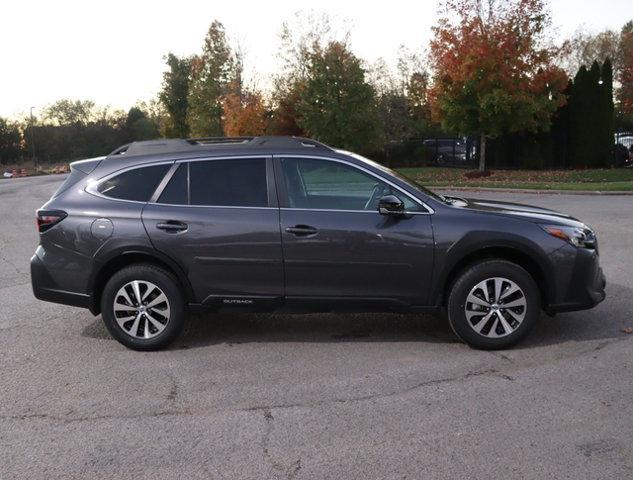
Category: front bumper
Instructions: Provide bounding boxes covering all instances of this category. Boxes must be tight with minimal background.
[31,250,90,309]
[547,247,606,313]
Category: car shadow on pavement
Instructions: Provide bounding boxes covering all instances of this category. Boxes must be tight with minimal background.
[81,281,631,351]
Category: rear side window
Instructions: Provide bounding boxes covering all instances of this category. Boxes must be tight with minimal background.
[189,158,267,207]
[97,164,170,202]
[157,163,188,205]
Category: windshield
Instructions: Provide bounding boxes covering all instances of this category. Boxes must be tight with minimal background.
[340,151,447,203]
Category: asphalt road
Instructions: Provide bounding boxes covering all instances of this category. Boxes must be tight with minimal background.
[1,175,632,479]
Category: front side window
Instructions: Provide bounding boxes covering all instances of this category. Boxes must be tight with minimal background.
[97,164,170,202]
[189,158,268,207]
[281,158,420,211]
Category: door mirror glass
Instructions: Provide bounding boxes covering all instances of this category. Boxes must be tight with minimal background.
[378,195,405,215]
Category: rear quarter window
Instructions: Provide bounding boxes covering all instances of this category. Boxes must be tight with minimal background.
[97,164,171,202]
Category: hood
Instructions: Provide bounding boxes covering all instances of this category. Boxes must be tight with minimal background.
[452,196,587,228]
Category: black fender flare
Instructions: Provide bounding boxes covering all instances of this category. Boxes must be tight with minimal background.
[431,231,554,306]
[87,245,195,314]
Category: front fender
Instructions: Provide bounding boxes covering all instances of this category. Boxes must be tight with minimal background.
[430,228,556,306]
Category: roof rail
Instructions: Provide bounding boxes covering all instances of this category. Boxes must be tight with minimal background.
[187,137,253,145]
[107,136,333,158]
[248,136,333,149]
[108,139,196,157]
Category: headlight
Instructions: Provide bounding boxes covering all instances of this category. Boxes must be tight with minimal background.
[541,224,596,249]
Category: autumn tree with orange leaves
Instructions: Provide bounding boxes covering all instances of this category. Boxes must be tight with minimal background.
[222,89,268,136]
[429,0,568,171]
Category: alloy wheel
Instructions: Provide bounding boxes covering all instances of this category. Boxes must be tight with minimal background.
[112,280,171,339]
[464,277,527,338]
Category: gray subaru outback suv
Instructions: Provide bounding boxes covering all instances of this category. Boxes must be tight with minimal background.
[31,136,605,350]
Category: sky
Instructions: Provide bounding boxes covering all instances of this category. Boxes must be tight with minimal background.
[1,0,631,119]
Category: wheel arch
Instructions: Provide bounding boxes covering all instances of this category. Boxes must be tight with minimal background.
[436,244,552,309]
[88,248,194,315]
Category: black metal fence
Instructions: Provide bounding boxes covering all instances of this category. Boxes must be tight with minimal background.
[372,136,478,169]
[614,131,633,167]
[373,132,633,170]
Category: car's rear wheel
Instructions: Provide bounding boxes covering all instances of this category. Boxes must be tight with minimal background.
[447,260,540,350]
[101,264,185,351]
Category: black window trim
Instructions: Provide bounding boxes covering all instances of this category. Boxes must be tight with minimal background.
[85,160,176,205]
[273,154,434,215]
[150,155,276,209]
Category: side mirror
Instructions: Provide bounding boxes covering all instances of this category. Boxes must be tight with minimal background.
[378,194,405,215]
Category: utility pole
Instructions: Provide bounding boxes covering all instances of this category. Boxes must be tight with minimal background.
[30,106,37,171]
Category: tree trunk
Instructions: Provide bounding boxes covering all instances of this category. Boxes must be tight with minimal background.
[479,133,486,172]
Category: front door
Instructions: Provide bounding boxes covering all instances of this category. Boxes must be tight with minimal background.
[142,156,284,308]
[275,156,434,307]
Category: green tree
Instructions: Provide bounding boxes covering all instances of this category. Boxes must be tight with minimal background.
[406,72,433,137]
[367,58,402,144]
[187,21,234,137]
[368,52,432,144]
[43,99,96,126]
[0,118,22,165]
[599,58,615,165]
[376,90,409,143]
[568,60,614,167]
[159,53,191,138]
[297,41,381,152]
[268,13,344,137]
[123,107,159,142]
[568,66,592,166]
[587,61,603,167]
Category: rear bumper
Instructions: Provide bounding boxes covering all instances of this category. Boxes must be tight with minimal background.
[547,248,606,313]
[31,251,90,309]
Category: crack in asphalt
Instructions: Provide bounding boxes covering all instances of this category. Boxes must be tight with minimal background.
[243,368,508,413]
[166,372,179,406]
[0,369,508,426]
[0,254,24,276]
[487,351,515,364]
[7,336,626,426]
[0,409,193,424]
[261,409,302,480]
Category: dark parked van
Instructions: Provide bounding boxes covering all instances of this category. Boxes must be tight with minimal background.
[31,136,605,350]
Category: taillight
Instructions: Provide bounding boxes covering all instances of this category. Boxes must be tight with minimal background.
[36,210,67,233]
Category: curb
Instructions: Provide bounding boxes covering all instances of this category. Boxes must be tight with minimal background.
[432,186,633,196]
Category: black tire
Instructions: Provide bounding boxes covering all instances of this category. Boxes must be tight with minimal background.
[101,263,185,351]
[447,260,540,350]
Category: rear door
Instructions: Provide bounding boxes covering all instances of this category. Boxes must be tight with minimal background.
[275,156,435,307]
[142,156,284,308]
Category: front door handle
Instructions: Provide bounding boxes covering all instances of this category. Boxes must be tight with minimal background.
[156,221,188,233]
[285,225,318,236]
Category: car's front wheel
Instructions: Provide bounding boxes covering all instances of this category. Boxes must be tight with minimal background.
[447,260,540,350]
[101,264,185,351]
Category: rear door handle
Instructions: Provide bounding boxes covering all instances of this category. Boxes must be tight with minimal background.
[156,221,188,233]
[285,225,318,236]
